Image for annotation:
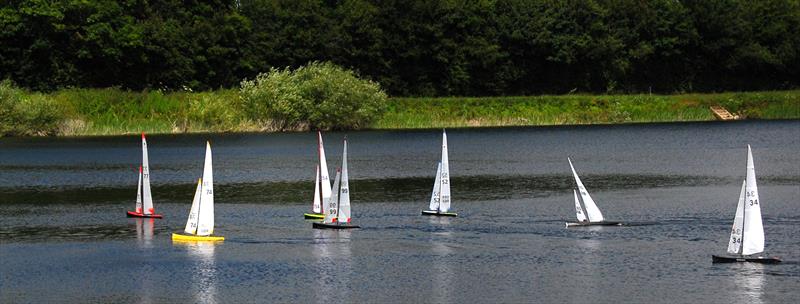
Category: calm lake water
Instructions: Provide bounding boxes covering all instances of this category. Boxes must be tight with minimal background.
[1,121,799,303]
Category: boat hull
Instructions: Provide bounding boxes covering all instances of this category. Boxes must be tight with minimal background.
[712,254,781,264]
[171,233,224,242]
[303,212,325,220]
[312,222,360,229]
[127,211,163,218]
[565,221,623,228]
[421,210,458,217]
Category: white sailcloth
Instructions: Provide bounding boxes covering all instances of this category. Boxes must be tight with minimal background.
[438,131,451,212]
[429,162,443,211]
[726,180,746,254]
[574,189,587,222]
[196,142,215,236]
[324,171,341,224]
[338,139,351,223]
[141,134,154,215]
[318,132,332,214]
[184,178,202,234]
[135,166,143,213]
[568,158,604,222]
[742,145,764,255]
[312,165,321,213]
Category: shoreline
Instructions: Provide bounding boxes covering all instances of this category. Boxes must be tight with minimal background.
[2,89,798,137]
[2,119,797,140]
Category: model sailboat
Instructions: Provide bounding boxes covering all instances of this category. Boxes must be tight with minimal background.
[305,131,331,219]
[422,130,456,217]
[313,138,359,229]
[127,133,163,218]
[172,142,224,241]
[565,158,622,227]
[712,146,780,263]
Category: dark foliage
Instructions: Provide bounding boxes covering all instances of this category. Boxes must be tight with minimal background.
[1,0,798,95]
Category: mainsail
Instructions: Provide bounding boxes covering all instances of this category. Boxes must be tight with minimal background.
[726,180,746,254]
[196,142,215,236]
[318,132,332,214]
[568,158,604,222]
[742,145,764,255]
[338,139,351,223]
[141,134,154,215]
[574,189,587,222]
[438,131,451,212]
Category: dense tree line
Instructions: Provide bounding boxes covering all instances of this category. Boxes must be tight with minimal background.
[1,0,798,96]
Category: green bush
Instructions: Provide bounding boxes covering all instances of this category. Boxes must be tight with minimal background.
[0,80,64,136]
[240,61,388,131]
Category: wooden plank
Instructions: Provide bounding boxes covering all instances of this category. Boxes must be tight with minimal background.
[709,105,739,120]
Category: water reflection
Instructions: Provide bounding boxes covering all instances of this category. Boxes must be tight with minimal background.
[429,219,453,304]
[134,218,154,248]
[173,241,219,304]
[312,229,353,304]
[572,237,602,302]
[732,264,765,304]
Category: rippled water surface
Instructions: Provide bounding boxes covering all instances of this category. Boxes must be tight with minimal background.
[1,121,799,303]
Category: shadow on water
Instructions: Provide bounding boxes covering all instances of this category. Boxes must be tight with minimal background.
[4,174,794,205]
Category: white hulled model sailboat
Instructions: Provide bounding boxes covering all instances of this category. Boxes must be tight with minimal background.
[565,158,622,227]
[172,141,224,241]
[127,133,163,218]
[712,145,780,263]
[422,130,456,217]
[313,137,359,229]
[305,131,332,220]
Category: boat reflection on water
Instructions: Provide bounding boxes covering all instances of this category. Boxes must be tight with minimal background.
[312,229,353,304]
[733,263,765,304]
[572,237,602,301]
[428,216,453,304]
[173,240,220,304]
[135,218,155,248]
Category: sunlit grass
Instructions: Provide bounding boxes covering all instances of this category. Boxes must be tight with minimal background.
[374,91,799,129]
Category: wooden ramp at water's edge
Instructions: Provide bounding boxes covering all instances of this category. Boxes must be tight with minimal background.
[709,105,739,121]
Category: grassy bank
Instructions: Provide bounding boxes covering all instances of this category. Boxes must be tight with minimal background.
[375,91,800,129]
[2,86,799,136]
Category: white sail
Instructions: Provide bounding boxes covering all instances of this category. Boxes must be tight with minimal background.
[574,189,587,222]
[312,165,321,213]
[438,131,451,212]
[184,178,202,234]
[727,180,746,254]
[324,171,341,224]
[742,145,764,255]
[141,134,154,215]
[338,139,351,223]
[318,132,332,214]
[196,142,215,236]
[428,162,442,211]
[135,166,143,213]
[568,158,604,222]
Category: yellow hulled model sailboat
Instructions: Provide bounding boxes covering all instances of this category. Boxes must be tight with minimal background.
[172,142,224,242]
